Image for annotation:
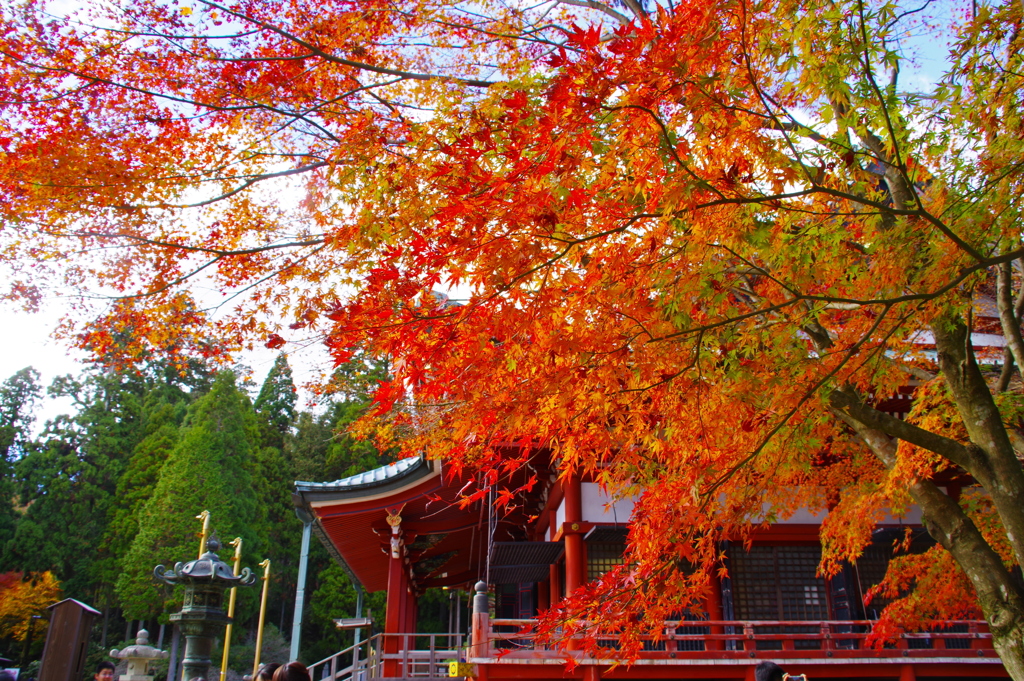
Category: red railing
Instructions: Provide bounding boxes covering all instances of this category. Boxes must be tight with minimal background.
[473,618,996,661]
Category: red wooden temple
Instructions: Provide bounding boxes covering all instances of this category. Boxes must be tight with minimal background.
[293,452,1009,681]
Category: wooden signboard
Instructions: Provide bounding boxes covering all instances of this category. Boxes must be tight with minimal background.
[38,599,101,681]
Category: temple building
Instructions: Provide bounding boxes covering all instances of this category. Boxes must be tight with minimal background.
[293,448,1008,681]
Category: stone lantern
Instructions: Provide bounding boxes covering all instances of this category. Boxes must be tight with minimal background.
[154,536,255,681]
[110,629,169,681]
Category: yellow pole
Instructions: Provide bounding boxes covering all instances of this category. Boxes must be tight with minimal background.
[252,559,271,678]
[219,537,243,681]
[196,510,211,557]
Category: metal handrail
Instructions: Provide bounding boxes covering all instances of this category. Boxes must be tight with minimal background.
[310,633,466,681]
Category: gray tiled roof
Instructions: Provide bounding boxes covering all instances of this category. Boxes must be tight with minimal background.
[294,455,424,492]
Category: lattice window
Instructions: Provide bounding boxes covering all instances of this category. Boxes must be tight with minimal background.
[587,542,625,581]
[730,546,831,651]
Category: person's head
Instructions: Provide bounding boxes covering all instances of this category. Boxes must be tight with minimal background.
[271,662,310,681]
[754,661,786,681]
[93,662,116,681]
[256,663,281,681]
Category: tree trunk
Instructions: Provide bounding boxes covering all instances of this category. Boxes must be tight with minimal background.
[932,319,1024,569]
[830,390,1024,680]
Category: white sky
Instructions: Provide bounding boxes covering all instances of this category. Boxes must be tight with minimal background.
[0,299,336,431]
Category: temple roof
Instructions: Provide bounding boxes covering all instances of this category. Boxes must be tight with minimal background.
[293,450,550,593]
[294,456,431,503]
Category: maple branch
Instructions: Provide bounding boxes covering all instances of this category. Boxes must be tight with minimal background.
[204,243,328,312]
[196,0,496,88]
[623,331,703,393]
[899,363,936,382]
[855,0,906,173]
[169,162,331,208]
[601,104,726,199]
[932,318,1024,571]
[698,303,895,511]
[813,186,989,262]
[69,231,324,258]
[555,0,631,24]
[830,397,1024,647]
[115,257,221,300]
[827,388,975,468]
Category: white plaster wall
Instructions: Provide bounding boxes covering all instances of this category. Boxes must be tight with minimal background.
[757,502,923,525]
[580,482,636,524]
[555,483,924,535]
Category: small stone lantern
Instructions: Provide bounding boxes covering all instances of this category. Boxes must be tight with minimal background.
[110,629,169,681]
[154,536,255,680]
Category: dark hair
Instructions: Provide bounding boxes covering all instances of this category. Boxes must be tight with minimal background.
[95,662,116,674]
[256,663,281,681]
[272,662,310,681]
[755,661,786,681]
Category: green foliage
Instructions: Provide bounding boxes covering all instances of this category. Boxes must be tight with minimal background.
[0,368,40,560]
[116,371,265,620]
[322,358,392,481]
[289,411,334,483]
[100,395,185,598]
[224,623,291,674]
[254,354,298,451]
[0,354,394,665]
[305,560,385,664]
[5,363,148,596]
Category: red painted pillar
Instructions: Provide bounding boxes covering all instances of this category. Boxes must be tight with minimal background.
[405,585,419,635]
[383,511,406,678]
[563,474,585,593]
[899,664,916,681]
[549,562,562,606]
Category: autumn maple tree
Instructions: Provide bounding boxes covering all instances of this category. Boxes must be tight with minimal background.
[3,0,1024,674]
[0,571,61,643]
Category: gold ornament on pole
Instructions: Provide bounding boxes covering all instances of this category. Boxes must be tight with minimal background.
[196,510,211,557]
[251,559,271,678]
[219,537,243,681]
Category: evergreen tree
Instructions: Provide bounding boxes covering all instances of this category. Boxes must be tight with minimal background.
[5,368,146,597]
[323,358,392,480]
[289,411,333,483]
[100,394,185,589]
[254,353,297,452]
[116,371,265,620]
[305,556,385,664]
[0,368,40,556]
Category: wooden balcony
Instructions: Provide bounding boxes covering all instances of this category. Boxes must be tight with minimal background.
[476,617,997,661]
[307,620,1004,681]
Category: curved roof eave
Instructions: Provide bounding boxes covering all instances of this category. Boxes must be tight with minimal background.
[293,455,439,507]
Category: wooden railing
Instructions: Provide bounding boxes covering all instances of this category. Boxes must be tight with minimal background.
[474,618,995,661]
[309,633,466,681]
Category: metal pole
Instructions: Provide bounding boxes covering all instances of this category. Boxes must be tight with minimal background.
[168,626,181,681]
[354,584,364,644]
[290,508,313,661]
[352,584,364,680]
[220,537,243,681]
[252,559,271,678]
